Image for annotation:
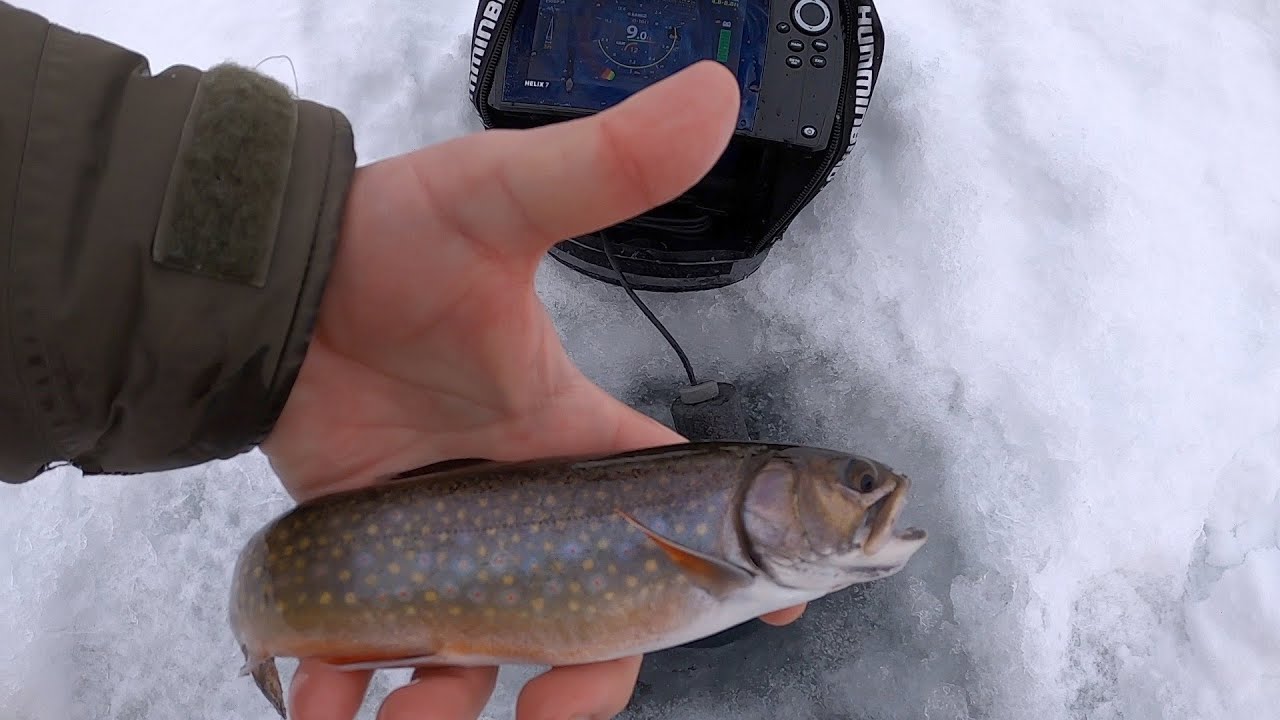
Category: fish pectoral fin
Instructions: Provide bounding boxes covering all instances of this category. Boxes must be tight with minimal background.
[381,457,496,482]
[325,653,443,672]
[239,646,286,719]
[614,509,755,599]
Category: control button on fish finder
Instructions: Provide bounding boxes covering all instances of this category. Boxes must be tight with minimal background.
[776,21,791,33]
[786,55,803,69]
[788,39,804,52]
[813,38,829,52]
[802,125,818,139]
[792,0,832,35]
[811,55,826,68]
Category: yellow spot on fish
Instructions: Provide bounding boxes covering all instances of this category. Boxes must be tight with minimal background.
[478,498,489,508]
[438,532,449,542]
[275,601,287,612]
[435,500,445,512]
[405,606,417,616]
[675,522,686,534]
[645,559,659,573]
[503,575,515,586]
[595,490,607,500]
[478,570,490,582]
[484,608,496,619]
[339,570,352,582]
[478,545,488,558]
[486,527,497,536]
[579,531,590,543]
[405,550,417,561]
[448,606,462,616]
[296,592,308,604]
[319,592,332,605]
[568,600,581,612]
[412,572,426,584]
[298,538,311,549]
[253,567,263,578]
[608,564,618,575]
[604,592,616,601]
[597,539,610,550]
[626,576,639,588]
[294,559,305,570]
[388,563,401,575]
[283,546,295,556]
[583,559,596,571]
[365,575,378,587]
[332,548,344,559]
[531,522,542,532]
[545,496,557,507]
[424,591,438,602]
[696,523,709,536]
[342,531,354,542]
[511,533,521,543]
[345,592,357,605]
[456,509,467,521]
[317,536,329,546]
[532,597,545,611]
[392,538,404,548]
[569,581,582,594]
[543,541,554,552]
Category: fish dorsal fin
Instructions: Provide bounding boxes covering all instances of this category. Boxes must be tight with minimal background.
[614,509,755,599]
[381,458,496,482]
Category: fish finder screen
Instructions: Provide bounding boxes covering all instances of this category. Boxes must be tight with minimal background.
[499,0,767,130]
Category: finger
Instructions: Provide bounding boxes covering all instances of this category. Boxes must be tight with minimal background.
[407,60,741,266]
[376,665,499,720]
[760,603,807,626]
[288,661,372,720]
[515,656,644,720]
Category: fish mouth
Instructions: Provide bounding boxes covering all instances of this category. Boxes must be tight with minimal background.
[861,473,925,555]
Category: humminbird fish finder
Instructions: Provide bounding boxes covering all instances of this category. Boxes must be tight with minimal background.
[468,0,885,293]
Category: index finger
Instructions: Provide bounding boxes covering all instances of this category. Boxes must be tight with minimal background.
[404,60,741,267]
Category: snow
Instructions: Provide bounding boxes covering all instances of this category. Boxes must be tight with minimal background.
[3,1,1279,719]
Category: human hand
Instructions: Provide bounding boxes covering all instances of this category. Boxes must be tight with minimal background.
[259,60,805,720]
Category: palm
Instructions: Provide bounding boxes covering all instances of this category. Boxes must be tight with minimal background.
[258,62,803,720]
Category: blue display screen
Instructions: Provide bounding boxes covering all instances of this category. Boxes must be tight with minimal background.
[499,0,768,132]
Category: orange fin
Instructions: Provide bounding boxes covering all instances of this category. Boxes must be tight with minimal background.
[614,509,755,599]
[325,653,442,672]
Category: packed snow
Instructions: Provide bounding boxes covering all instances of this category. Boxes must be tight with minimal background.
[2,1,1278,719]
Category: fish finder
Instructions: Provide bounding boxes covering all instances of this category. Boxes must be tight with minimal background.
[468,0,885,293]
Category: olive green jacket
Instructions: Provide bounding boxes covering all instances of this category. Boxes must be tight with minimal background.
[0,3,357,483]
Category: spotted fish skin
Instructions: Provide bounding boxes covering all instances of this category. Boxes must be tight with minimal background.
[229,442,928,717]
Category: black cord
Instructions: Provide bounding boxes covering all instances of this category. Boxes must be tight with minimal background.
[599,235,700,387]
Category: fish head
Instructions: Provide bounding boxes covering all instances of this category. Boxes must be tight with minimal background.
[738,446,928,593]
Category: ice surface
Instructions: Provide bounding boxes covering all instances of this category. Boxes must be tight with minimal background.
[3,1,1279,719]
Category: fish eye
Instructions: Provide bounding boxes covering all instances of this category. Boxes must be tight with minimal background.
[840,462,879,494]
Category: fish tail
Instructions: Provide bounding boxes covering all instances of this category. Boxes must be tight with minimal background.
[240,644,287,719]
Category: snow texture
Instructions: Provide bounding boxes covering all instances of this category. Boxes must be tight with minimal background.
[3,1,1279,719]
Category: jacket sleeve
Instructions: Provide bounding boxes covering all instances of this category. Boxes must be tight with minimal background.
[0,3,358,483]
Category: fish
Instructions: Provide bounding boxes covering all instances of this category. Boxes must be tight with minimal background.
[227,441,928,717]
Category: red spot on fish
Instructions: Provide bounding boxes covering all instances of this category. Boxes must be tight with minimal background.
[590,575,606,592]
[397,588,411,601]
[468,588,486,602]
[503,591,519,605]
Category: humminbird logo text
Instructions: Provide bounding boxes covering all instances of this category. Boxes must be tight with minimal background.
[826,4,876,184]
[469,0,507,94]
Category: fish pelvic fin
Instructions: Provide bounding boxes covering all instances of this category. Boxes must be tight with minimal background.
[240,645,286,719]
[614,509,755,599]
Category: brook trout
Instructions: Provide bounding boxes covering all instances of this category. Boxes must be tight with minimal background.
[229,441,928,717]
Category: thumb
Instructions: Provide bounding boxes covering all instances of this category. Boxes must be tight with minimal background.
[402,60,741,266]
